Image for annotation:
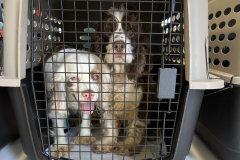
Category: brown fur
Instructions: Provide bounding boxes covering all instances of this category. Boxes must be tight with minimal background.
[73,136,96,145]
[67,113,81,127]
[90,4,152,80]
[90,3,160,156]
[50,145,74,158]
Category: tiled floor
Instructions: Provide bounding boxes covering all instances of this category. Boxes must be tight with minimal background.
[0,133,219,160]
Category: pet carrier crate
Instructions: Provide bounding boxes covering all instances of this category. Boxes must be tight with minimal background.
[2,0,224,160]
[196,0,240,160]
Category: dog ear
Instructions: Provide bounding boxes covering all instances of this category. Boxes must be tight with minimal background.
[137,51,147,75]
[145,54,153,72]
[101,64,111,84]
[137,45,153,74]
[140,44,153,73]
[96,64,112,111]
[90,21,101,53]
[126,45,152,80]
[126,54,146,80]
[49,73,67,117]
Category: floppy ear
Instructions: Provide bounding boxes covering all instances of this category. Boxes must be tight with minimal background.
[126,46,151,80]
[126,56,145,80]
[140,44,153,73]
[90,21,101,54]
[101,64,111,85]
[49,72,68,118]
[139,25,152,73]
[95,64,112,111]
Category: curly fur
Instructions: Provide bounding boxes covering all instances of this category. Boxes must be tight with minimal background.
[44,46,111,158]
[90,3,159,156]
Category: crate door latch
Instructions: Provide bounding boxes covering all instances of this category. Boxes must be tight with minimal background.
[157,68,177,99]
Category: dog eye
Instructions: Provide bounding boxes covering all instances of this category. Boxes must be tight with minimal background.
[127,30,134,38]
[93,75,99,80]
[71,76,78,81]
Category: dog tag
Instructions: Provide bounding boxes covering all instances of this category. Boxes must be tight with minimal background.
[83,43,91,48]
[80,35,91,41]
[84,28,95,32]
[157,68,177,99]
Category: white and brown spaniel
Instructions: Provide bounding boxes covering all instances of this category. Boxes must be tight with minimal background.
[44,46,111,158]
[90,3,160,156]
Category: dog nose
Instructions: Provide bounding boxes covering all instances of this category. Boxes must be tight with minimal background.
[82,90,95,100]
[114,41,125,52]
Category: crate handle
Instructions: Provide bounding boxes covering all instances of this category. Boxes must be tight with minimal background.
[0,0,27,87]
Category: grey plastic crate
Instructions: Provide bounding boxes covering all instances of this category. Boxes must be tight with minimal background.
[6,0,220,160]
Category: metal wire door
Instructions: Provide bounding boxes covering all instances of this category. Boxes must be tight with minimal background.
[29,0,184,159]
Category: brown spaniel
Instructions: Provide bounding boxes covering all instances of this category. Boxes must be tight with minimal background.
[90,3,159,156]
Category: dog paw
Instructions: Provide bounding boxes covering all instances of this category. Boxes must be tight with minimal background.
[73,136,96,145]
[92,141,113,154]
[114,142,140,156]
[50,145,74,158]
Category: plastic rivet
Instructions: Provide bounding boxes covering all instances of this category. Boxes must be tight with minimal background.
[80,35,91,41]
[83,43,91,48]
[84,28,95,32]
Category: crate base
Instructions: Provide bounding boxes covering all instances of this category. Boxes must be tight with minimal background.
[44,126,167,160]
[9,72,205,160]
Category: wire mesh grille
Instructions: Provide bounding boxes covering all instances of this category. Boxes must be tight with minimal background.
[29,0,184,159]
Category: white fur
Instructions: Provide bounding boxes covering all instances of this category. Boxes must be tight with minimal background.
[45,48,111,147]
[80,114,91,136]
